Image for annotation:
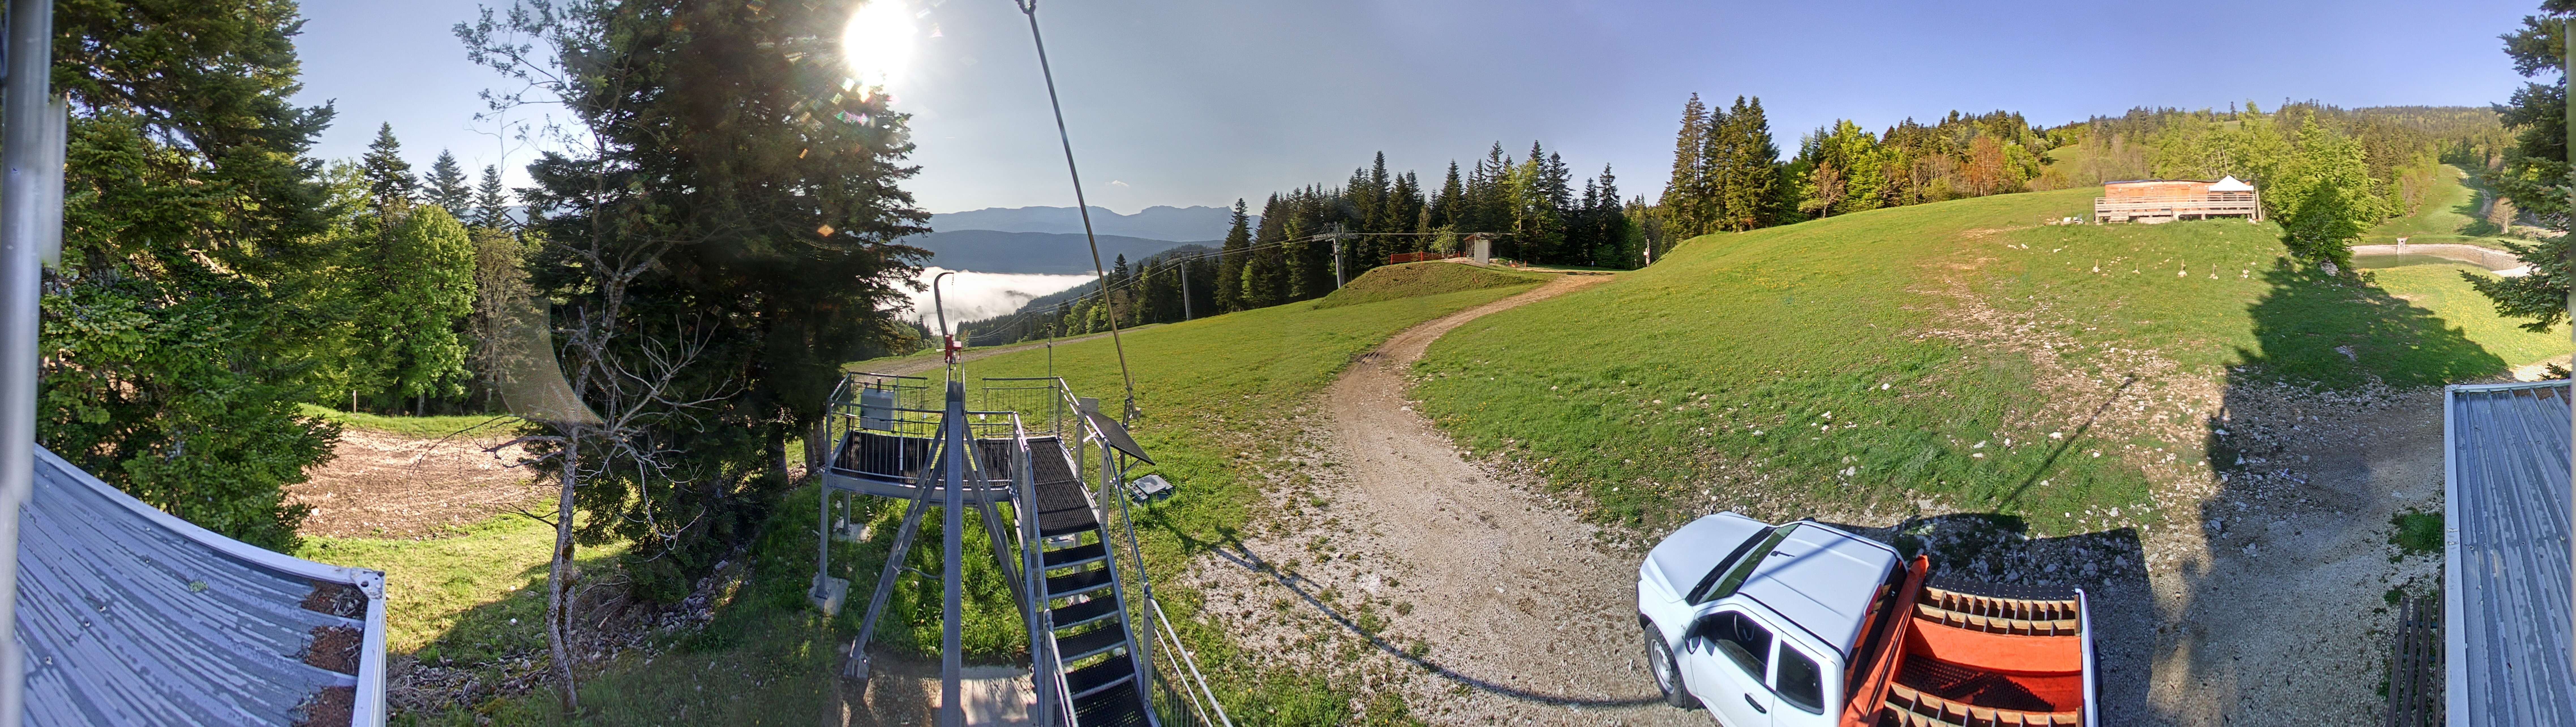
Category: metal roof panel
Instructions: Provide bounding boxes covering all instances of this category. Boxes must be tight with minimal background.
[2445,380,2576,725]
[17,445,386,726]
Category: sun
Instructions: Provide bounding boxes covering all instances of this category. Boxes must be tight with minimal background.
[841,0,917,98]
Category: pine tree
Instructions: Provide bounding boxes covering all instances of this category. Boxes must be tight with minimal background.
[1662,94,1710,238]
[1594,165,1628,265]
[426,149,470,213]
[473,164,512,228]
[1215,199,1250,312]
[361,123,417,210]
[1432,161,1464,230]
[1715,96,1782,231]
[1243,194,1287,308]
[48,0,344,548]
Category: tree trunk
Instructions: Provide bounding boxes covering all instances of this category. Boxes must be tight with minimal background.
[767,427,788,485]
[548,434,580,712]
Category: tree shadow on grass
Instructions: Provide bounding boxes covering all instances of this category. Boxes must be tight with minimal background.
[2162,259,2498,723]
[2232,261,2506,389]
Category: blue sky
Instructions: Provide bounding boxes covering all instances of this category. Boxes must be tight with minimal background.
[293,0,2545,215]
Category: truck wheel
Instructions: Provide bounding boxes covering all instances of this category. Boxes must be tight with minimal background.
[1644,621,1697,709]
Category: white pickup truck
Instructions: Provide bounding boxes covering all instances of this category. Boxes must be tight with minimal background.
[1637,513,2098,726]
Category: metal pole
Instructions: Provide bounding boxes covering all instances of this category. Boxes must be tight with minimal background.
[1331,224,1345,289]
[0,0,54,722]
[940,381,967,727]
[1179,258,1192,321]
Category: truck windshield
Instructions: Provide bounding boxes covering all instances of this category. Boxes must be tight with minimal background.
[1691,523,1798,604]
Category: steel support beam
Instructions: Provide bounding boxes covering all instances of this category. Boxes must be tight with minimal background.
[939,381,967,727]
[0,1,57,723]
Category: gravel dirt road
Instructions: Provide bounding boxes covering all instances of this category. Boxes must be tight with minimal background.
[1187,273,1704,725]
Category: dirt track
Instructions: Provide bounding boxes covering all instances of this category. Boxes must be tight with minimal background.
[1188,274,1701,724]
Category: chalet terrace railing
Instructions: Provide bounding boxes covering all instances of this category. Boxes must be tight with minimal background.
[2093,193,2262,223]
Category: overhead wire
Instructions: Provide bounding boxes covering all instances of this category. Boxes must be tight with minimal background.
[1013,0,1140,423]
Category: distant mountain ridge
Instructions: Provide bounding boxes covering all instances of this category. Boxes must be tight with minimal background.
[929,205,1252,241]
[901,230,1212,275]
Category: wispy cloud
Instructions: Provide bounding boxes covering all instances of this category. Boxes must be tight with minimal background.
[1109,180,1129,187]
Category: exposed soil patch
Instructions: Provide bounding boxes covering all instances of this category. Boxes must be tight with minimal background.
[301,580,367,618]
[294,686,355,727]
[304,625,363,675]
[288,427,544,537]
[1184,275,1702,725]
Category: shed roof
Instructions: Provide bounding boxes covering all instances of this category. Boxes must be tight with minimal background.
[17,445,386,726]
[2445,380,2576,725]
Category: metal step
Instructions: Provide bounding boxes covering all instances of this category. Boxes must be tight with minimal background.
[1043,540,1109,570]
[1071,683,1151,727]
[1047,566,1114,599]
[1055,623,1129,663]
[1051,595,1122,630]
[1038,505,1099,538]
[1063,654,1136,699]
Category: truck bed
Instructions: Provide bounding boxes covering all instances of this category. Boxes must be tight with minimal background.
[1847,564,2095,727]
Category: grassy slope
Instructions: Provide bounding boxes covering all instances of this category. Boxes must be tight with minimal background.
[382,280,1541,724]
[2359,164,2517,247]
[2365,263,2567,366]
[1313,260,1550,308]
[2347,165,2569,366]
[299,515,627,659]
[1411,187,2523,536]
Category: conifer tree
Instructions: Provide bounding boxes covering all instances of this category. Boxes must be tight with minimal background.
[361,123,417,210]
[1715,96,1782,231]
[426,149,471,213]
[474,164,512,228]
[1433,161,1464,230]
[46,0,343,548]
[2469,8,2576,330]
[1663,94,1710,238]
[1215,199,1250,312]
[1242,194,1287,308]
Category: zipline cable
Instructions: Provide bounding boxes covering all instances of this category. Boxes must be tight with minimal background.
[1014,0,1139,423]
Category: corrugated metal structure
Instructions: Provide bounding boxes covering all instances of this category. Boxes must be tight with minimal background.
[2444,380,2576,724]
[16,446,386,726]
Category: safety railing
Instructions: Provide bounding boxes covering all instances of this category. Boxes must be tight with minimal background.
[982,375,1232,727]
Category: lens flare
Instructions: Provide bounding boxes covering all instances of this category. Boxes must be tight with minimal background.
[841,0,917,98]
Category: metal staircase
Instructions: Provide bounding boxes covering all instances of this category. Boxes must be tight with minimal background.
[1025,435,1153,726]
[814,373,1228,727]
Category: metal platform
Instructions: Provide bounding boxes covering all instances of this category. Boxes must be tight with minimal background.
[813,373,1231,727]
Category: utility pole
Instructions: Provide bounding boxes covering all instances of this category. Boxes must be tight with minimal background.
[1178,257,1193,321]
[1329,222,1347,289]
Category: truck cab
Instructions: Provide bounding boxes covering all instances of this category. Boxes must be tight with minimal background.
[1638,514,2096,726]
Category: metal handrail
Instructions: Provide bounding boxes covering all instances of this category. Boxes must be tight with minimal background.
[940,375,1233,725]
[1151,600,1232,727]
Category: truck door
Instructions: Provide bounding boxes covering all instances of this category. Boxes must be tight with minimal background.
[1684,610,1778,726]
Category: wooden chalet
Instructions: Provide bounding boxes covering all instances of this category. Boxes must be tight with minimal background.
[2094,176,2261,223]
